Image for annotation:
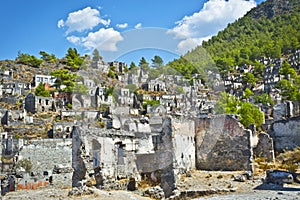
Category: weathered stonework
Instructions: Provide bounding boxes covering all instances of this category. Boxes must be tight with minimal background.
[253,132,275,162]
[271,116,300,151]
[18,139,72,188]
[195,115,253,171]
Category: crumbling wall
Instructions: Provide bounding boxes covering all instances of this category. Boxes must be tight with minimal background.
[71,126,138,187]
[136,118,175,197]
[195,115,253,171]
[19,139,72,188]
[172,118,195,173]
[253,132,275,162]
[271,116,300,151]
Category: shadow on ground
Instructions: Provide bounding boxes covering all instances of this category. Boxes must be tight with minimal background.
[254,183,300,192]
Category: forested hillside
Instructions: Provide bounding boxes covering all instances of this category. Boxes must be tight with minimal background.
[203,0,300,72]
[171,0,300,77]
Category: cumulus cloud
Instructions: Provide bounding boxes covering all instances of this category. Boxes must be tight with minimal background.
[168,0,256,53]
[134,23,142,29]
[66,36,81,45]
[58,7,111,34]
[177,37,211,53]
[116,23,128,29]
[67,28,124,51]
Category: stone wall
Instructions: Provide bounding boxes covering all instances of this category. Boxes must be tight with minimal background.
[195,115,253,171]
[271,116,300,151]
[172,118,195,173]
[71,126,138,187]
[18,139,72,188]
[253,132,275,162]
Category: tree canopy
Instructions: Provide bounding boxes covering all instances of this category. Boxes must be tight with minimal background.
[34,82,50,97]
[151,55,163,67]
[65,48,84,71]
[215,92,264,128]
[50,69,77,93]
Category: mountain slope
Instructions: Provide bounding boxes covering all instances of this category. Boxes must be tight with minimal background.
[179,0,300,75]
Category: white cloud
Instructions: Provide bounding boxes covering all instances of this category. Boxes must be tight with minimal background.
[177,37,211,54]
[66,36,81,45]
[116,23,128,29]
[100,19,111,27]
[168,0,256,53]
[57,19,64,28]
[58,7,111,34]
[134,23,142,29]
[67,28,124,52]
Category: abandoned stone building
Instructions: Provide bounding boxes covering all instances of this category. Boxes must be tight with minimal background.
[24,93,55,114]
[69,114,265,197]
[34,74,56,88]
[0,82,31,96]
[0,111,268,197]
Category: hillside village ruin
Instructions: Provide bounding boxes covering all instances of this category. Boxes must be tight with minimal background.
[0,49,299,198]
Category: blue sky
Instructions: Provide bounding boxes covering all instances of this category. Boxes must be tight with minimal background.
[0,0,265,65]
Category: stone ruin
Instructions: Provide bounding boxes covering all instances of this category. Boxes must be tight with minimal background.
[69,114,265,197]
[0,114,277,197]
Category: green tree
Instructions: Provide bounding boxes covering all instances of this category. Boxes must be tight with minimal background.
[151,55,163,67]
[108,70,116,78]
[215,92,264,128]
[139,57,149,67]
[34,82,50,97]
[129,62,137,70]
[39,51,57,63]
[243,88,254,100]
[65,48,84,71]
[242,72,257,88]
[92,49,102,61]
[50,69,77,93]
[16,159,33,173]
[142,100,160,109]
[238,102,264,128]
[279,60,297,79]
[17,51,43,67]
[214,92,240,114]
[276,79,299,101]
[254,93,274,106]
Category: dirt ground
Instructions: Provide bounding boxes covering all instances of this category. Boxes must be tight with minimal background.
[3,170,300,200]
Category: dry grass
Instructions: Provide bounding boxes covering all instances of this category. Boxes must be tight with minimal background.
[254,148,300,173]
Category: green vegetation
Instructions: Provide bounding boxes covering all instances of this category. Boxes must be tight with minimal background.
[151,55,163,67]
[39,51,57,63]
[275,60,300,103]
[215,92,264,128]
[126,84,137,93]
[92,49,102,61]
[17,51,43,67]
[73,83,88,95]
[50,69,77,93]
[139,57,149,67]
[108,69,116,78]
[253,93,274,106]
[16,158,33,173]
[170,0,300,80]
[65,48,84,71]
[34,82,50,97]
[200,0,300,72]
[142,100,160,109]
